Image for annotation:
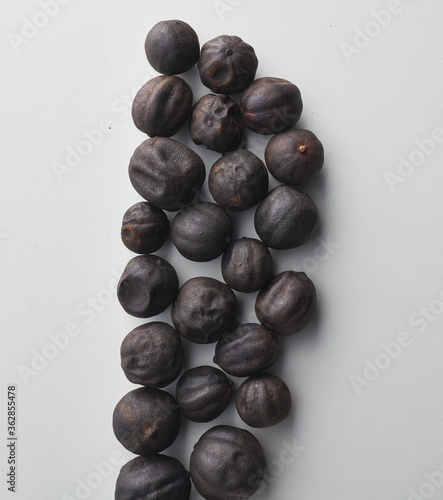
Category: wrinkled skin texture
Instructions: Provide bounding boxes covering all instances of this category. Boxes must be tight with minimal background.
[132,76,193,137]
[112,387,181,456]
[221,237,272,293]
[265,129,324,185]
[120,322,183,388]
[171,277,237,344]
[240,77,303,134]
[198,35,258,94]
[117,255,178,318]
[121,201,169,254]
[145,20,200,75]
[190,94,243,153]
[129,137,206,212]
[235,373,292,428]
[214,323,279,377]
[209,150,268,211]
[115,455,191,500]
[175,366,233,422]
[170,202,232,262]
[254,185,319,250]
[190,425,266,500]
[255,271,316,336]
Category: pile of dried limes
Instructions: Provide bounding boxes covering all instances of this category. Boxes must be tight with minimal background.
[113,19,324,500]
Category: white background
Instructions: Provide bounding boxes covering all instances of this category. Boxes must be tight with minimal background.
[1,1,443,499]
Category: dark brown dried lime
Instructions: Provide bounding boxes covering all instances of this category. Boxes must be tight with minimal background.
[265,129,324,185]
[115,454,191,500]
[171,277,237,344]
[128,137,206,212]
[121,202,169,255]
[209,150,268,211]
[221,237,272,293]
[190,425,266,500]
[132,76,192,137]
[145,20,199,75]
[255,271,316,336]
[198,35,258,94]
[112,387,180,456]
[254,185,319,250]
[170,202,232,262]
[190,94,243,153]
[235,373,292,428]
[117,255,178,318]
[175,366,233,422]
[120,322,183,388]
[214,323,280,377]
[240,77,303,134]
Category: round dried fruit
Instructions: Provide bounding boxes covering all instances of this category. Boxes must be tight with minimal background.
[175,366,233,422]
[170,202,232,262]
[112,387,180,456]
[235,373,291,428]
[221,237,272,293]
[265,129,324,185]
[145,20,200,75]
[209,150,268,211]
[240,77,303,134]
[198,35,258,94]
[120,322,183,388]
[121,202,169,255]
[255,271,316,336]
[117,255,178,318]
[190,425,266,500]
[190,94,243,153]
[132,76,193,137]
[128,137,206,212]
[115,454,191,500]
[254,185,319,250]
[171,277,237,344]
[214,323,280,377]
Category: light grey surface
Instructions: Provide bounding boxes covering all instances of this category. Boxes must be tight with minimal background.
[1,1,443,499]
